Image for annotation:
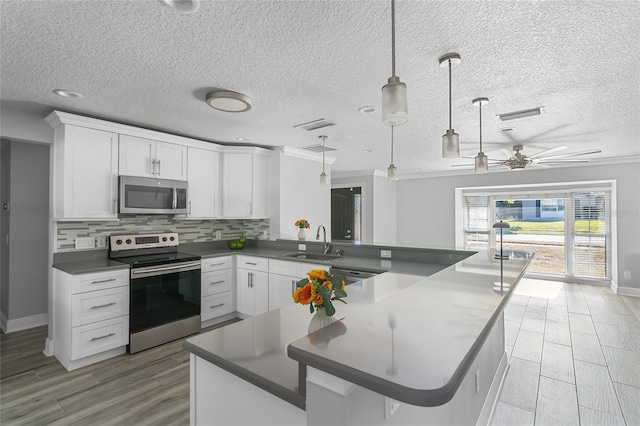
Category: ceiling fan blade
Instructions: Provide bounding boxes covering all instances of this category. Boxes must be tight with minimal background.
[528,145,568,159]
[537,159,591,164]
[528,163,551,168]
[500,149,516,160]
[535,149,602,161]
[451,164,474,168]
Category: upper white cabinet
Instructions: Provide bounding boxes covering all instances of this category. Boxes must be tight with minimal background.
[47,121,119,220]
[119,134,187,181]
[222,148,271,218]
[186,147,221,218]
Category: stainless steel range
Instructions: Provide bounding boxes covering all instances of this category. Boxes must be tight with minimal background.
[109,232,201,354]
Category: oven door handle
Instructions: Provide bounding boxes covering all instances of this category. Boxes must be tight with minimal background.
[131,261,201,279]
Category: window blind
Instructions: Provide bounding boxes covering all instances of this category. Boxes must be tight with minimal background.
[572,191,611,279]
[464,195,490,248]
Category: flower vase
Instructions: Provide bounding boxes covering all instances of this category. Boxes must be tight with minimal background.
[308,309,336,334]
[298,228,306,240]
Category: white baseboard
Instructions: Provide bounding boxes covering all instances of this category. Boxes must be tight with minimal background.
[612,282,640,297]
[3,313,48,333]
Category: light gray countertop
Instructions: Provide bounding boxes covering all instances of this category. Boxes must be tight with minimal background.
[184,249,532,409]
[52,258,130,274]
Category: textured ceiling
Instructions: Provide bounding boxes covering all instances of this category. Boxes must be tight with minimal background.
[1,0,639,177]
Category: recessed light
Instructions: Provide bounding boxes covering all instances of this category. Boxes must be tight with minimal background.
[53,89,83,99]
[206,90,252,113]
[158,0,200,13]
[358,106,377,114]
[236,137,250,142]
[363,149,374,153]
[499,126,516,132]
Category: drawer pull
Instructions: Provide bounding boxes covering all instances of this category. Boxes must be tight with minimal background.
[90,278,116,284]
[208,262,226,266]
[210,303,225,309]
[90,332,116,342]
[246,262,258,265]
[90,302,116,310]
[210,280,225,285]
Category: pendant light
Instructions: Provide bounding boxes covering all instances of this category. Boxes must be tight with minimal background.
[319,135,329,186]
[387,126,398,180]
[472,97,489,173]
[439,53,461,158]
[381,0,408,126]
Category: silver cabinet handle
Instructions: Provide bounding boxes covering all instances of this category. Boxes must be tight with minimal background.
[208,262,226,267]
[151,159,158,175]
[210,280,225,285]
[157,159,161,176]
[91,278,116,284]
[91,332,115,342]
[113,198,117,214]
[246,262,257,266]
[291,279,296,294]
[211,303,225,309]
[90,302,116,310]
[248,272,254,288]
[188,201,192,215]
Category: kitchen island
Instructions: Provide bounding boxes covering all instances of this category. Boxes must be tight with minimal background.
[184,247,532,426]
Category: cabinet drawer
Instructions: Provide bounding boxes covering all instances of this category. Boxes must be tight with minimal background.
[71,316,128,360]
[201,256,232,273]
[202,292,233,321]
[74,269,128,294]
[72,286,129,327]
[236,255,268,272]
[201,270,233,296]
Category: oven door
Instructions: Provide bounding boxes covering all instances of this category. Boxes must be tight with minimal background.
[129,261,201,336]
[119,176,188,215]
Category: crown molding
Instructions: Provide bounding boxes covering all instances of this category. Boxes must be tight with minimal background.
[280,146,336,164]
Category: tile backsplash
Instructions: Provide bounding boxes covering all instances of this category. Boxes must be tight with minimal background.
[56,216,269,252]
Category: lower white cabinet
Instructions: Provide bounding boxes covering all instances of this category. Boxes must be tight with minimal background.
[53,268,130,371]
[201,256,234,323]
[268,259,327,312]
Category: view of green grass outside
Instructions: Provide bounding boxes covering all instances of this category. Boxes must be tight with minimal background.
[505,220,605,235]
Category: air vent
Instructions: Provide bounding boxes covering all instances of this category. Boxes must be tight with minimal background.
[302,144,337,153]
[293,118,336,131]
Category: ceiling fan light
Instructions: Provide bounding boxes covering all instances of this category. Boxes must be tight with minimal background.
[475,152,489,173]
[206,90,252,112]
[442,129,460,158]
[387,164,398,181]
[382,77,408,125]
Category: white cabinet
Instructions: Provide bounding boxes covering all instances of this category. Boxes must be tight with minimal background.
[49,124,119,220]
[53,268,130,371]
[186,147,221,218]
[119,134,187,180]
[222,148,271,218]
[268,260,326,311]
[236,255,269,316]
[201,256,234,322]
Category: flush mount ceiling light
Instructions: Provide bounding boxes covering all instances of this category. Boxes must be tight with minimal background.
[439,52,461,158]
[358,106,377,114]
[319,135,329,187]
[387,126,398,181]
[472,97,489,174]
[381,0,408,126]
[53,89,83,99]
[205,90,252,113]
[496,106,544,122]
[158,0,200,13]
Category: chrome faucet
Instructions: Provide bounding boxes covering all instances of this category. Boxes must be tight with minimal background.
[316,225,331,254]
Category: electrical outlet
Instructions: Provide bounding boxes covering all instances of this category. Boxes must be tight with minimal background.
[75,237,95,250]
[384,397,401,418]
[381,250,392,258]
[262,230,268,239]
[96,237,107,248]
[624,271,631,279]
[215,230,222,239]
[298,244,306,251]
[381,260,392,268]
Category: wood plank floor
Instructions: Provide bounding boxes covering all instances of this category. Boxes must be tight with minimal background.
[0,319,240,426]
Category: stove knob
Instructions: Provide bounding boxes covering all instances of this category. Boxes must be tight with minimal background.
[162,237,168,242]
[116,239,123,245]
[126,239,132,245]
[170,236,175,241]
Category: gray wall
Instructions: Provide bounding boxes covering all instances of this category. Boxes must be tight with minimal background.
[397,161,640,290]
[1,141,50,324]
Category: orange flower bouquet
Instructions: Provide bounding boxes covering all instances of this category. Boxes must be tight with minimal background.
[295,219,311,229]
[292,269,347,316]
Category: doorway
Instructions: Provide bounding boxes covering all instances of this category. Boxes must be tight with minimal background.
[331,187,361,242]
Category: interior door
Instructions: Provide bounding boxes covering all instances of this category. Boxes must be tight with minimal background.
[331,187,360,241]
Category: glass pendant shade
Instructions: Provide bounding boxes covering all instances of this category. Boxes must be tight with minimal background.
[382,77,408,126]
[387,164,398,180]
[475,152,489,173]
[442,129,460,158]
[319,172,329,187]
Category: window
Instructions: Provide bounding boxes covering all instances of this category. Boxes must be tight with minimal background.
[457,181,615,284]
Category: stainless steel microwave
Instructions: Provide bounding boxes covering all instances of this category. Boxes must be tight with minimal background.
[119,176,188,215]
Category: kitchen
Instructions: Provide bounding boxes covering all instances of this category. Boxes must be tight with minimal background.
[2,1,640,425]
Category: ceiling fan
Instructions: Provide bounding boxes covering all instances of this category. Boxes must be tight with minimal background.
[453,145,602,170]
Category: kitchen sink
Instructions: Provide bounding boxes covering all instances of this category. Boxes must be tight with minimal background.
[283,252,341,261]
